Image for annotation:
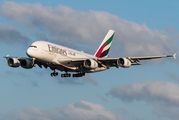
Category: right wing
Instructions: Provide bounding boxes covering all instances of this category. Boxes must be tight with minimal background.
[4,55,37,69]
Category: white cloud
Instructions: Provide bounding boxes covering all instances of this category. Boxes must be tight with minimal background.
[0,1,178,57]
[107,81,179,120]
[108,81,179,106]
[1,101,123,120]
[153,103,179,120]
[83,74,98,86]
[0,24,30,44]
[168,72,179,83]
[61,101,122,120]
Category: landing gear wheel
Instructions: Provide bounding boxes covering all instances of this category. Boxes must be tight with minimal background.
[61,74,64,77]
[51,73,54,76]
[73,73,85,77]
[51,71,58,77]
[61,73,71,78]
[65,74,68,77]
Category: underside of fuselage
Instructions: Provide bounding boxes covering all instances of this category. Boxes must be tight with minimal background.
[35,58,108,78]
[49,63,108,73]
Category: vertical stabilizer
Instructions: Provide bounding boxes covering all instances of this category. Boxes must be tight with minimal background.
[94,30,115,58]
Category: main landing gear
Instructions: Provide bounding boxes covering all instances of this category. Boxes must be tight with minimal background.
[61,73,85,78]
[50,71,85,78]
[72,73,85,77]
[51,71,58,76]
[61,73,71,77]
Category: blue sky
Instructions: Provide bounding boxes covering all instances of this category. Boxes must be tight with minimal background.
[0,0,179,120]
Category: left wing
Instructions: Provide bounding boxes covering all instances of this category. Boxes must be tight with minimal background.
[56,53,176,69]
[97,53,176,67]
[128,53,176,60]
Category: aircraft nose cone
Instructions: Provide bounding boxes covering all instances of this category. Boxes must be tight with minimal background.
[26,48,32,57]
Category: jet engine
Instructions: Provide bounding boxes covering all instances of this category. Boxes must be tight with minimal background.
[117,58,131,68]
[84,59,98,69]
[20,58,34,69]
[7,58,20,67]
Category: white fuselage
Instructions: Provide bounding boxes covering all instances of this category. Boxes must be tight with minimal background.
[26,41,107,73]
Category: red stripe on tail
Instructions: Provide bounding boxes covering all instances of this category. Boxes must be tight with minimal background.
[95,41,107,58]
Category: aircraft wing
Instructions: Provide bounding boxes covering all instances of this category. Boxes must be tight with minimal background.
[3,55,28,61]
[128,54,176,60]
[97,53,176,61]
[57,53,176,69]
[97,53,176,67]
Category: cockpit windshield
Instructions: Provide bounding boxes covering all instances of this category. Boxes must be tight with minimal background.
[29,45,37,48]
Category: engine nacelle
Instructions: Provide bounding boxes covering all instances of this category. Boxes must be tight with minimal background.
[84,59,98,69]
[7,58,20,67]
[20,58,34,69]
[117,58,131,68]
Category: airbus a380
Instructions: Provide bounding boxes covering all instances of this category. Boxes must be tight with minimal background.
[4,30,176,77]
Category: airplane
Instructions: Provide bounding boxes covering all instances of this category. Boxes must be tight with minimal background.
[4,30,176,78]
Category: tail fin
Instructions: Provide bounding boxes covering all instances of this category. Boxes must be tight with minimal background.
[94,30,115,58]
